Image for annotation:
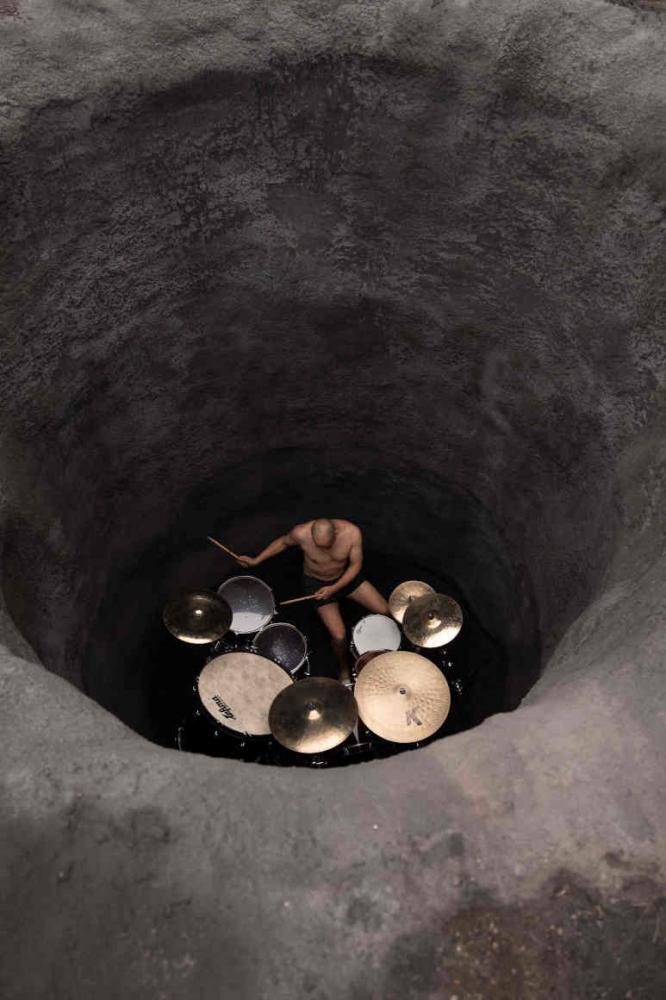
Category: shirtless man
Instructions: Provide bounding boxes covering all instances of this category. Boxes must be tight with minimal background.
[239,518,389,681]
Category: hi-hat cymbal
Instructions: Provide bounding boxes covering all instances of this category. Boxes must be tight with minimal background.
[269,677,358,754]
[354,651,451,743]
[403,593,463,648]
[163,590,232,644]
[388,580,435,624]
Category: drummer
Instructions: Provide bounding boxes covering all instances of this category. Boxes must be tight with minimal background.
[239,518,389,682]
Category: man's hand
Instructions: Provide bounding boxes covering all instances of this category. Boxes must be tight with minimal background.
[314,585,336,601]
[238,555,258,568]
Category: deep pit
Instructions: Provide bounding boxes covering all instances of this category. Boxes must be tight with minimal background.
[1,53,622,740]
[1,0,665,994]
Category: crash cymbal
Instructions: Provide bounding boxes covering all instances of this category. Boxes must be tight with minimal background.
[354,651,451,743]
[269,677,358,754]
[403,593,463,648]
[388,580,435,624]
[163,590,232,644]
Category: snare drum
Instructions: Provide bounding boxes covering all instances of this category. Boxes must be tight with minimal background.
[217,575,275,635]
[252,622,307,676]
[351,614,401,660]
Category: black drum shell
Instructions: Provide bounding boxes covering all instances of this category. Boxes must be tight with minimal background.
[252,622,307,675]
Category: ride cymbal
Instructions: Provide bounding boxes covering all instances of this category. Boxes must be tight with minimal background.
[269,677,358,754]
[163,590,232,644]
[402,593,463,648]
[354,651,451,743]
[388,580,435,624]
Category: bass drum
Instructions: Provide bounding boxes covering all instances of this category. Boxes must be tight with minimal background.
[252,622,308,676]
[176,712,269,760]
[197,651,292,737]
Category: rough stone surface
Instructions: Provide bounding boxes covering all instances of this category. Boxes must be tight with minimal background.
[1,1,666,997]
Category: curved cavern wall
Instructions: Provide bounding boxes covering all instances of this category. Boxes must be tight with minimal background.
[1,1,665,998]
[3,25,652,702]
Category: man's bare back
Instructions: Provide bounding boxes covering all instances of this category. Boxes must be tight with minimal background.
[237,517,389,680]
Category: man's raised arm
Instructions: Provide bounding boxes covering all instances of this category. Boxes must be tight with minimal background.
[238,529,297,568]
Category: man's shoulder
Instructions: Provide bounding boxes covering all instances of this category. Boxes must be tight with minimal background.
[290,522,311,543]
[334,519,362,540]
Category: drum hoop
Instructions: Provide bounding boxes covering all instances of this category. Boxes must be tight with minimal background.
[255,621,306,642]
[351,614,401,656]
[218,574,274,594]
[217,573,277,620]
[352,613,400,637]
[230,612,275,635]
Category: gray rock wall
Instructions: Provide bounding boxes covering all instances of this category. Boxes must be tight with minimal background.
[1,1,665,997]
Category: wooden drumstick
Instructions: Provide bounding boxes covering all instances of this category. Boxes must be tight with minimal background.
[280,594,318,606]
[207,536,244,564]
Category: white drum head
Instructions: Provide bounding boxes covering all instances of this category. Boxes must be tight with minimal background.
[197,652,292,735]
[352,614,401,656]
[216,575,275,634]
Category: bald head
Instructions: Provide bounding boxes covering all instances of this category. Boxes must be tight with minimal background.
[311,518,335,548]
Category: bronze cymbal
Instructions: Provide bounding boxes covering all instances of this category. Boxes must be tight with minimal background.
[388,580,435,624]
[403,593,463,648]
[269,677,358,754]
[354,651,451,743]
[163,590,232,644]
[354,649,387,675]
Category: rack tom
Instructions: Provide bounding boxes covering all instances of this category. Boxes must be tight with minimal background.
[253,622,307,676]
[217,575,275,635]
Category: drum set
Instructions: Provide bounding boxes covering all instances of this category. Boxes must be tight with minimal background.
[164,572,464,767]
